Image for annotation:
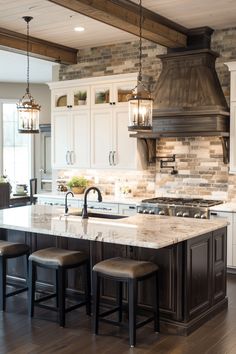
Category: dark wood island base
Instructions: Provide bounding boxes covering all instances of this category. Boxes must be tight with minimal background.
[2,226,227,336]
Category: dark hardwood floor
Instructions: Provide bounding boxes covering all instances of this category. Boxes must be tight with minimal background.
[1,274,236,354]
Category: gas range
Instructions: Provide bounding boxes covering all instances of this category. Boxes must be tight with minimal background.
[137,197,223,219]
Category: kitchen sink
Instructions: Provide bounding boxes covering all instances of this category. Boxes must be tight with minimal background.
[67,211,127,219]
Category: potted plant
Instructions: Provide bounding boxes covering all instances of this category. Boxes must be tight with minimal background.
[77,91,87,105]
[67,176,88,194]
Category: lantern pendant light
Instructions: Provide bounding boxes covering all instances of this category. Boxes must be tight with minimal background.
[17,16,40,134]
[128,0,153,131]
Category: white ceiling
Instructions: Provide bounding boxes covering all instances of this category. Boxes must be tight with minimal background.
[0,0,236,83]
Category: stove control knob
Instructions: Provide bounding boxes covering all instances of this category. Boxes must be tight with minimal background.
[143,209,148,214]
[159,210,165,216]
[149,210,155,214]
[176,211,183,217]
[138,209,143,214]
[201,214,207,219]
[183,212,189,217]
[194,213,200,219]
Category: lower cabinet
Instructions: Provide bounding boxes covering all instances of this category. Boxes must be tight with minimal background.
[185,229,226,320]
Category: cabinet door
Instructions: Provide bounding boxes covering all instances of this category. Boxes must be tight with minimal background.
[91,109,113,168]
[71,111,90,168]
[112,81,136,105]
[72,86,90,109]
[185,232,212,320]
[91,84,113,108]
[210,211,233,267]
[52,112,72,168]
[51,88,70,111]
[113,106,137,169]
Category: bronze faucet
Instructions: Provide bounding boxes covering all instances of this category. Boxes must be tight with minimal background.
[65,191,74,215]
[82,187,102,219]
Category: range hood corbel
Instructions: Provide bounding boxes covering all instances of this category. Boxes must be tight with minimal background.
[130,132,229,165]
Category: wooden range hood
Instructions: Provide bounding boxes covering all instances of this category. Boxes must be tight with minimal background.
[130,28,230,164]
[152,48,229,137]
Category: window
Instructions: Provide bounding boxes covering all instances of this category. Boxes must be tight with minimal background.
[0,100,33,190]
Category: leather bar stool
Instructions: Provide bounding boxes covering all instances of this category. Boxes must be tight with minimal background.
[28,247,91,327]
[0,240,30,311]
[93,257,159,347]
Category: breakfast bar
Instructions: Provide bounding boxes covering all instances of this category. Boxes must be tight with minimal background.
[0,205,228,335]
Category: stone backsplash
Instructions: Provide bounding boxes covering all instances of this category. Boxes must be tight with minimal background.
[57,27,236,201]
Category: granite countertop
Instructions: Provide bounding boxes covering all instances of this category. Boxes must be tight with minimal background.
[210,202,236,213]
[0,205,228,250]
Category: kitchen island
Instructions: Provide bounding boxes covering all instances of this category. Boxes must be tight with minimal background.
[0,205,228,335]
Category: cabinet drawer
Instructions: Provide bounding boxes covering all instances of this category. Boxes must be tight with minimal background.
[87,201,119,214]
[119,203,137,216]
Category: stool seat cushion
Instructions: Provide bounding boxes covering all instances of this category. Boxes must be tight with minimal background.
[93,257,158,279]
[0,241,29,257]
[29,247,88,267]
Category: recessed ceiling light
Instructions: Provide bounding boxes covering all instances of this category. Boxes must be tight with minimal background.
[74,26,85,32]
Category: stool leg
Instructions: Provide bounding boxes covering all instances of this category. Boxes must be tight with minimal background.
[56,270,59,308]
[28,260,36,317]
[117,281,123,322]
[128,279,137,348]
[93,271,100,334]
[154,271,160,333]
[0,257,7,311]
[84,261,91,316]
[58,267,66,327]
[24,253,29,290]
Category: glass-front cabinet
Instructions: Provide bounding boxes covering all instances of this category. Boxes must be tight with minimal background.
[52,86,90,111]
[91,81,136,108]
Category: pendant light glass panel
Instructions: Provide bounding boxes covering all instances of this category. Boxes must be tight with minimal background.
[129,95,153,129]
[18,93,40,133]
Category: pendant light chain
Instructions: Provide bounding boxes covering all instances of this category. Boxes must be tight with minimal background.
[138,0,143,83]
[26,18,30,94]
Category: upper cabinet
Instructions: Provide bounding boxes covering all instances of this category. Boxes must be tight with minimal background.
[48,73,147,170]
[225,62,236,173]
[52,86,90,111]
[91,81,135,108]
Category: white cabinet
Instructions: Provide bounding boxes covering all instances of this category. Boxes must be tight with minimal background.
[119,203,137,216]
[51,85,90,111]
[91,80,135,108]
[52,110,90,169]
[49,73,147,171]
[225,62,236,172]
[91,106,138,169]
[210,210,233,267]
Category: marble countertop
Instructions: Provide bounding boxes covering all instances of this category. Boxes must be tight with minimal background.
[0,205,228,249]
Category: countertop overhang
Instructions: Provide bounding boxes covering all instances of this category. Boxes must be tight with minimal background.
[0,205,228,249]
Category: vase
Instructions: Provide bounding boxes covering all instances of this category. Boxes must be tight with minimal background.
[71,186,85,194]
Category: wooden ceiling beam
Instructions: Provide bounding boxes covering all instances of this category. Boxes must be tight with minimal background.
[0,27,77,64]
[48,0,187,48]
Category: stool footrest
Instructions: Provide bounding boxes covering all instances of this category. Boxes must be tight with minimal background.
[34,293,57,303]
[100,318,127,328]
[99,306,120,318]
[65,300,88,313]
[36,303,58,312]
[136,316,154,329]
[6,287,28,298]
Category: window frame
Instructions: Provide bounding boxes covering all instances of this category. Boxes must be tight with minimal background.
[0,98,35,184]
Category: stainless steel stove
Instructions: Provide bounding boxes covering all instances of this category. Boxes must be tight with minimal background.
[137,197,223,219]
